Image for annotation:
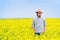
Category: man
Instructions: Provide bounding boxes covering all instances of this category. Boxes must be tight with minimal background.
[32,9,45,36]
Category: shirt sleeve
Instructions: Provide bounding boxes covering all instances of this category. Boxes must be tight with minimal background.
[43,20,46,27]
[32,19,35,28]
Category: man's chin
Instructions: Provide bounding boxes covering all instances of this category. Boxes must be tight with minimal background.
[38,16,41,17]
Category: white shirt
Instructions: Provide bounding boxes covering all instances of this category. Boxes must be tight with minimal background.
[32,17,45,33]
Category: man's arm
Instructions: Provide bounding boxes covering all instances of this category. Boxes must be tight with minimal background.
[43,20,46,32]
[32,19,35,31]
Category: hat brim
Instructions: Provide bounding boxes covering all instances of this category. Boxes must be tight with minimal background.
[36,12,42,14]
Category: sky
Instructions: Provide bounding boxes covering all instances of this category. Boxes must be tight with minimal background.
[0,0,60,18]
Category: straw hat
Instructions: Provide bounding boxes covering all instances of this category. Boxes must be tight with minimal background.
[36,9,42,14]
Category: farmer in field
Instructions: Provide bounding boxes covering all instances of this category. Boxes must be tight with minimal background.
[32,9,45,36]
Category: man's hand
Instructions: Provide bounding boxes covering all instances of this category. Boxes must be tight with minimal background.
[42,26,45,34]
[33,28,35,32]
[32,26,35,32]
[44,26,45,32]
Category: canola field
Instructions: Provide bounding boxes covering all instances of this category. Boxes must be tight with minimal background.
[0,18,60,40]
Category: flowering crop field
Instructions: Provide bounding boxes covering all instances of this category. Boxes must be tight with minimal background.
[0,18,60,40]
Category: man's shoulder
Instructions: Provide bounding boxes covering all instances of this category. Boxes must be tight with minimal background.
[41,18,46,21]
[32,17,36,20]
[41,17,45,20]
[41,17,44,20]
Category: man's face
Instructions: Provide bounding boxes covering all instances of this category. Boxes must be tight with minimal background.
[36,12,42,17]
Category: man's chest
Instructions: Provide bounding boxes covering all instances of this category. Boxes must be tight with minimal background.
[35,18,43,24]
